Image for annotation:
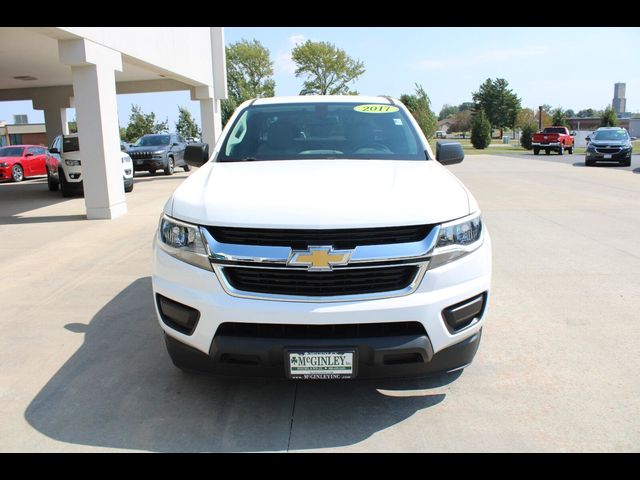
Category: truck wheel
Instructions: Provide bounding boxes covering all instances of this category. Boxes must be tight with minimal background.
[164,157,175,176]
[533,148,540,155]
[558,145,564,155]
[183,163,191,172]
[59,171,74,197]
[47,170,59,191]
[545,149,550,155]
[11,164,24,182]
[568,145,574,154]
[124,181,134,193]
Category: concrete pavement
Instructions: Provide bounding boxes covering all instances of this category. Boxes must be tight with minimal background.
[0,156,639,452]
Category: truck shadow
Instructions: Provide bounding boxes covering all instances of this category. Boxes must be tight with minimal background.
[25,277,453,452]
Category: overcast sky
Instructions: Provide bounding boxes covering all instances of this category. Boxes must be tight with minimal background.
[1,27,638,129]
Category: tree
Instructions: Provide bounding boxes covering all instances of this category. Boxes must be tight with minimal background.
[551,107,569,127]
[471,109,492,149]
[541,104,553,115]
[565,109,576,118]
[124,105,168,142]
[576,108,596,118]
[399,83,438,139]
[472,78,521,138]
[175,106,201,140]
[520,123,537,150]
[515,108,536,129]
[448,110,473,136]
[68,119,78,134]
[222,39,275,126]
[600,106,619,127]
[291,40,365,95]
[535,109,553,129]
[458,102,475,112]
[438,104,459,120]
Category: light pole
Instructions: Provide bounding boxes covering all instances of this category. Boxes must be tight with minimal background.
[538,105,543,131]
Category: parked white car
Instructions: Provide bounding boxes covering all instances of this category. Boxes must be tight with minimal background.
[47,133,134,197]
[152,96,492,380]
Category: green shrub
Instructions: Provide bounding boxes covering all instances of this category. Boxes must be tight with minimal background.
[520,123,537,150]
[471,109,492,149]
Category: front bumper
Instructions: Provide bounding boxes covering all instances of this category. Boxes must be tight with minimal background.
[152,231,492,378]
[0,166,11,179]
[586,150,632,161]
[133,159,166,171]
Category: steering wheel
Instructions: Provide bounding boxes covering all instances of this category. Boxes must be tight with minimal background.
[353,143,392,153]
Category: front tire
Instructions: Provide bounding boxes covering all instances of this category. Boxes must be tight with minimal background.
[183,163,191,172]
[59,170,75,197]
[164,157,175,176]
[11,164,24,182]
[545,149,550,155]
[558,144,564,155]
[585,159,594,167]
[533,148,540,155]
[124,181,134,193]
[47,170,59,191]
[568,144,574,154]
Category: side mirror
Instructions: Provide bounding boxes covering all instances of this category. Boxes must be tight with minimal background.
[172,142,179,147]
[184,143,209,167]
[436,141,464,165]
[120,145,126,151]
[49,148,59,154]
[25,153,33,157]
[570,131,577,136]
[631,137,638,141]
[585,137,591,142]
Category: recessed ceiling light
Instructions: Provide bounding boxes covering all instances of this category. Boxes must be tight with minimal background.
[13,75,37,81]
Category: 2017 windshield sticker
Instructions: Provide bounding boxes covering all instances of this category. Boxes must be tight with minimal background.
[354,104,399,113]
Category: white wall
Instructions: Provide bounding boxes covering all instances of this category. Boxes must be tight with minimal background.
[57,27,214,88]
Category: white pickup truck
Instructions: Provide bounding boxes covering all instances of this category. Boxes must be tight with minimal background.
[152,96,492,380]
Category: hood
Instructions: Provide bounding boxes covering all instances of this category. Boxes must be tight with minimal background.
[0,156,23,163]
[589,139,631,147]
[127,146,168,153]
[169,160,472,229]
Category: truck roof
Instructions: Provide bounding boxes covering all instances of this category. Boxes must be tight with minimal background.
[252,95,396,106]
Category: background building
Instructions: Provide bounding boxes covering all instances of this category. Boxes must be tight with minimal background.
[0,27,227,220]
[613,82,627,116]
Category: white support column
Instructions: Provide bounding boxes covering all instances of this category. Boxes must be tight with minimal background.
[33,96,72,147]
[59,39,125,220]
[193,85,222,149]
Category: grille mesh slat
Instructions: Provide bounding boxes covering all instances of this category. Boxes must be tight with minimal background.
[223,266,418,296]
[208,225,431,249]
[217,321,426,338]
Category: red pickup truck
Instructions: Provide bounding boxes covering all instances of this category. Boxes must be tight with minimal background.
[532,127,575,155]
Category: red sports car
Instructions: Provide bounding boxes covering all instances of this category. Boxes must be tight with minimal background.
[0,145,49,182]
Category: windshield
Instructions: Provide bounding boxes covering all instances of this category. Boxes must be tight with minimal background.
[593,130,629,142]
[217,102,427,162]
[542,127,567,134]
[63,136,79,153]
[134,135,170,147]
[0,147,24,157]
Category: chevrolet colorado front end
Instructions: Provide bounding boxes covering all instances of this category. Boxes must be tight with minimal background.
[152,96,492,380]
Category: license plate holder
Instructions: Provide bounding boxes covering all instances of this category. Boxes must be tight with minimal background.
[136,159,143,165]
[285,349,357,380]
[604,154,612,159]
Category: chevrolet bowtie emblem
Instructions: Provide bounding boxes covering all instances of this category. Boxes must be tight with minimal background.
[287,246,353,271]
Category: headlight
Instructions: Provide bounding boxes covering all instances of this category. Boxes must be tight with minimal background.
[65,159,81,166]
[0,162,8,167]
[587,143,597,151]
[158,215,212,271]
[429,213,483,269]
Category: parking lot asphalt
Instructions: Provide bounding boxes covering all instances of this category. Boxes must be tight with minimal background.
[0,155,639,452]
